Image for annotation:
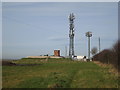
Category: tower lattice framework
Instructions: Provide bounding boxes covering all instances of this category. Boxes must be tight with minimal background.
[69,13,75,59]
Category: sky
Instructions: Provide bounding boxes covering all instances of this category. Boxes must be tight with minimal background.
[2,2,118,59]
[0,2,2,59]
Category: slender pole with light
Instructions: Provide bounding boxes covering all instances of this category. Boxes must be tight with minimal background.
[86,31,92,60]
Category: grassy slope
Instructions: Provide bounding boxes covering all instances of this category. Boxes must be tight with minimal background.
[2,58,119,88]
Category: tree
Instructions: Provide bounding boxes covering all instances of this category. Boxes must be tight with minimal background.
[91,47,98,56]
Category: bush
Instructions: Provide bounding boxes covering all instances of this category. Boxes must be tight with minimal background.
[93,40,119,71]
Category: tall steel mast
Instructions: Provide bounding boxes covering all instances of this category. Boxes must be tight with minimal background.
[85,31,92,60]
[69,13,75,59]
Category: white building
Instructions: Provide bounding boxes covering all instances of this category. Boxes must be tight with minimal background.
[74,56,87,61]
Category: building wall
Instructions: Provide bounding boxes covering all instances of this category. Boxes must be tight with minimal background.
[54,50,60,56]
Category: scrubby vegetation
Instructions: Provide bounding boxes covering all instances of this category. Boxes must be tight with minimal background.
[93,40,119,72]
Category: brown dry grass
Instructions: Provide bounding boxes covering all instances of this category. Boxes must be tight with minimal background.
[93,61,119,76]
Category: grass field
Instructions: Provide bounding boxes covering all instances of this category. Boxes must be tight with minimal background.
[2,58,119,88]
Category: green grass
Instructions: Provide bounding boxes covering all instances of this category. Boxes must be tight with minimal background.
[2,58,119,88]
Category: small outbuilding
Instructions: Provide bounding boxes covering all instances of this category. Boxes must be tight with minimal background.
[74,56,87,61]
[54,50,60,56]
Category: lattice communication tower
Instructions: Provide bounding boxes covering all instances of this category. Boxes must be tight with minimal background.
[69,13,75,59]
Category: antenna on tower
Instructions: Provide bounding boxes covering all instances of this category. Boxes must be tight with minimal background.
[69,13,75,59]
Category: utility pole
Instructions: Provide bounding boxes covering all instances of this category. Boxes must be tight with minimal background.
[86,31,92,60]
[99,37,100,53]
[65,46,67,58]
[69,13,75,59]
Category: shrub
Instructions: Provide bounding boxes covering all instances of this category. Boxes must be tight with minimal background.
[93,40,119,71]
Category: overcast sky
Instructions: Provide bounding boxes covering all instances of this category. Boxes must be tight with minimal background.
[2,2,118,59]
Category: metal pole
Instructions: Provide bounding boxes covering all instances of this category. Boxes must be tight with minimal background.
[99,37,100,53]
[86,31,92,60]
[88,37,90,60]
[65,46,67,57]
